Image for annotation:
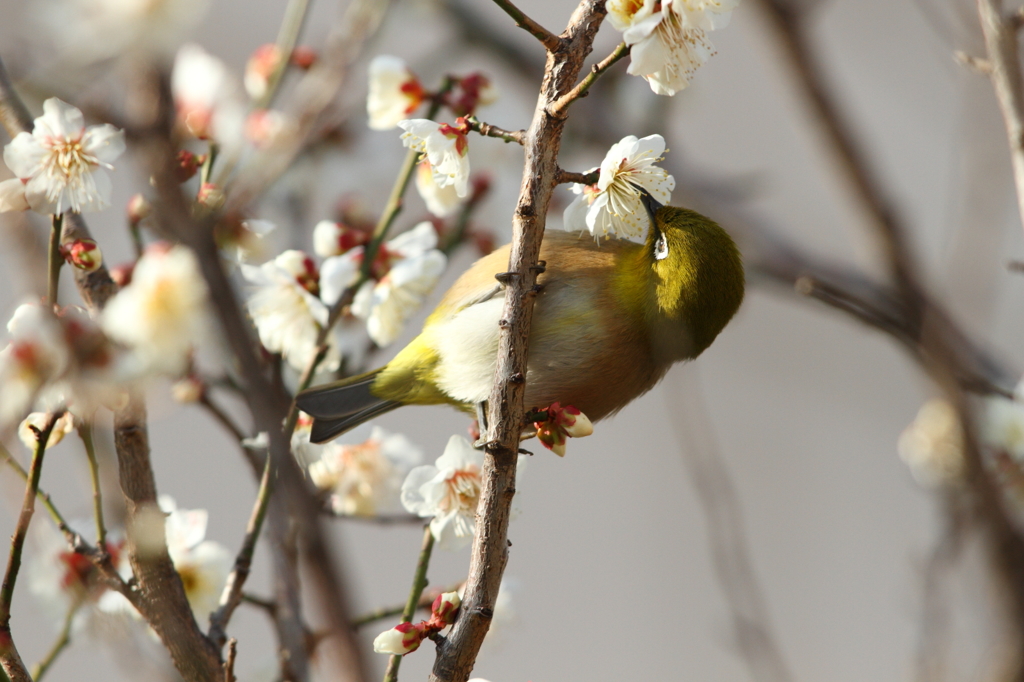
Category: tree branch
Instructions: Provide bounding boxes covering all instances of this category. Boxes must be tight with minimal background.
[548,41,629,115]
[490,0,563,52]
[428,2,608,680]
[977,0,1024,236]
[464,115,525,145]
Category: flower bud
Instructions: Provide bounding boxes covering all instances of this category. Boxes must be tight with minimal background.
[313,220,369,257]
[291,46,317,69]
[175,150,202,182]
[430,591,461,626]
[536,424,567,457]
[62,239,103,273]
[373,622,424,655]
[245,44,282,101]
[127,193,152,225]
[245,109,293,148]
[561,405,593,438]
[17,412,75,451]
[197,183,225,210]
[110,262,134,288]
[171,376,204,403]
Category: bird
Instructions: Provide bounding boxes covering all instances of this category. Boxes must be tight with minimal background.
[296,193,745,444]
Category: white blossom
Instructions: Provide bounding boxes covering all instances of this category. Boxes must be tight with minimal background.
[28,519,132,636]
[675,0,740,30]
[159,496,231,622]
[0,178,29,212]
[367,55,426,131]
[17,411,75,451]
[401,435,525,550]
[608,0,715,96]
[898,399,964,488]
[0,303,69,427]
[37,0,208,64]
[351,222,446,347]
[172,44,246,147]
[984,395,1024,464]
[563,134,674,241]
[101,244,211,377]
[2,98,125,214]
[415,160,463,218]
[242,248,364,373]
[399,119,471,197]
[308,426,423,516]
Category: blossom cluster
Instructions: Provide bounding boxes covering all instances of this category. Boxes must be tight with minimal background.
[242,220,446,364]
[373,591,462,655]
[608,0,740,96]
[563,134,676,241]
[0,243,210,429]
[29,497,229,637]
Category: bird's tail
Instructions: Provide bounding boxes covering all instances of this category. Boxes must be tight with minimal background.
[295,369,401,443]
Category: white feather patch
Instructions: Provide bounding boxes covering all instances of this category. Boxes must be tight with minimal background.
[429,297,505,404]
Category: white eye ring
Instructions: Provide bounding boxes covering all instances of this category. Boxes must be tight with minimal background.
[655,234,669,260]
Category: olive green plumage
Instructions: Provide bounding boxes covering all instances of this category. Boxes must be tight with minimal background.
[297,204,744,443]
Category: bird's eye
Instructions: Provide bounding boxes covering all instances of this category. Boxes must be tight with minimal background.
[654,234,669,260]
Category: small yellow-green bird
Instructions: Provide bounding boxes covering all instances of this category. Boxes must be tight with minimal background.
[297,195,744,443]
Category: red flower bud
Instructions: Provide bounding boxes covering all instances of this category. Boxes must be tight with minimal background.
[61,239,103,273]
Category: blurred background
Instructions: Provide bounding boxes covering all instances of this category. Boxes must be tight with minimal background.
[0,0,1020,680]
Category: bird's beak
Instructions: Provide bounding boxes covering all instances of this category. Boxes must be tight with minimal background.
[639,188,663,226]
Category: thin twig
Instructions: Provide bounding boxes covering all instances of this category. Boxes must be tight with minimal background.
[464,116,525,144]
[208,454,275,648]
[353,581,464,628]
[548,42,630,115]
[31,601,81,682]
[383,526,435,682]
[78,424,107,549]
[241,592,278,617]
[555,168,598,186]
[256,0,312,110]
[0,443,69,530]
[47,214,63,307]
[429,2,608,680]
[0,412,62,682]
[490,0,563,51]
[223,638,238,682]
[977,0,1024,236]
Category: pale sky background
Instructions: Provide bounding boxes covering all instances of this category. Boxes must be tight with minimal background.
[0,0,1020,680]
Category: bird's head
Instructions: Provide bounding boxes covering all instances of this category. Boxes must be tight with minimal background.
[637,191,745,360]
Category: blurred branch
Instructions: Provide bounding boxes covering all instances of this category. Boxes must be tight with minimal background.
[755,2,1024,675]
[225,0,390,215]
[31,600,80,682]
[977,0,1024,235]
[668,373,794,682]
[78,424,107,549]
[429,2,608,680]
[134,64,368,682]
[0,412,62,682]
[0,59,32,135]
[208,455,274,648]
[490,0,563,51]
[255,0,311,110]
